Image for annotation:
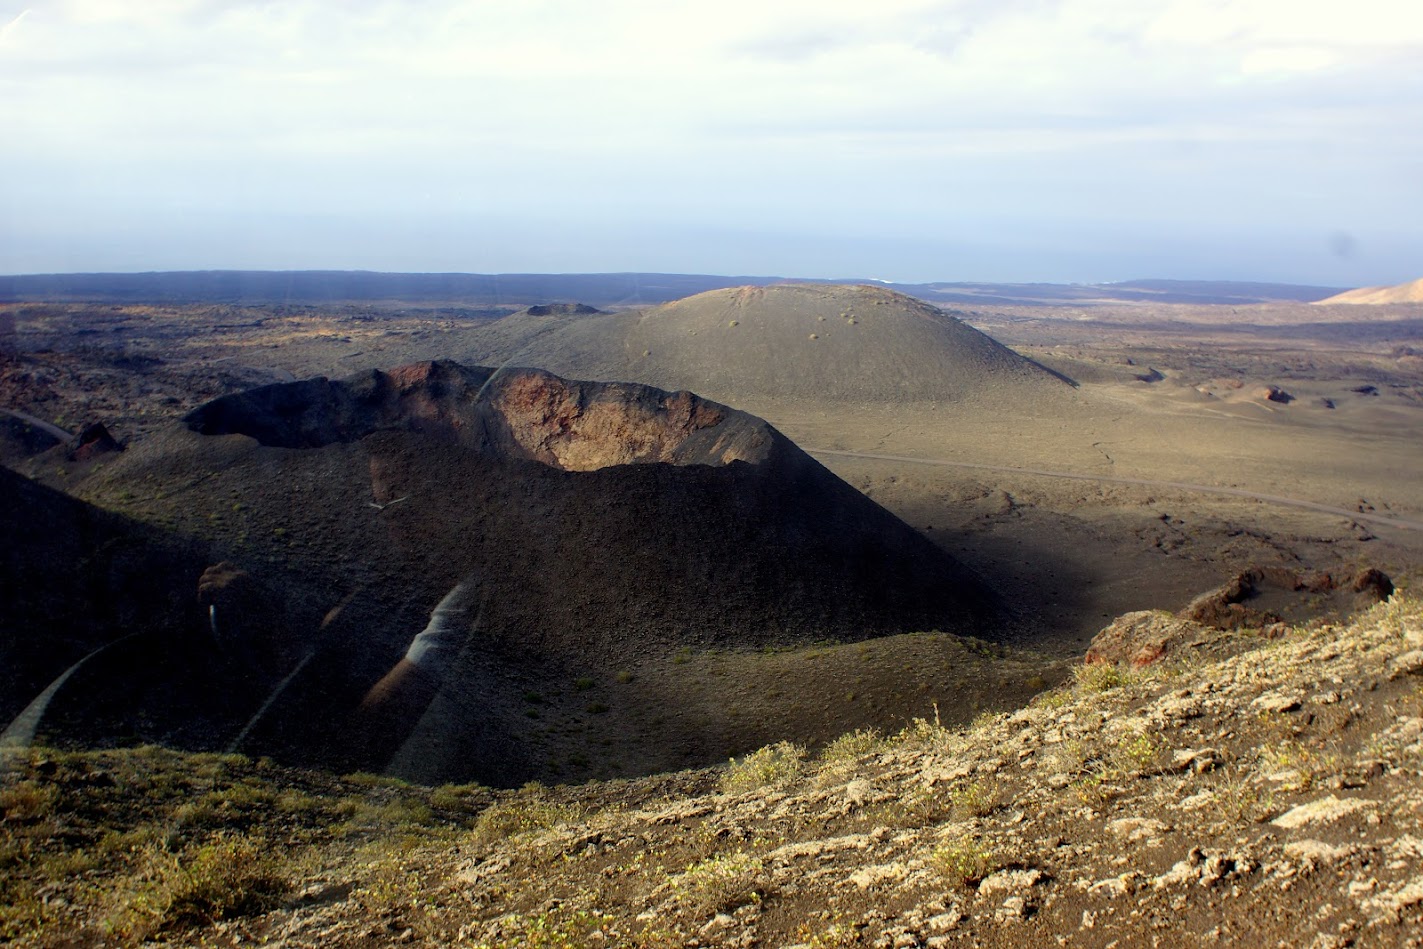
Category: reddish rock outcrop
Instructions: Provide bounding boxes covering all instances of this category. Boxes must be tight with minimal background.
[1087,567,1394,670]
[1182,566,1392,630]
[67,422,122,462]
[1085,610,1210,667]
[184,361,772,471]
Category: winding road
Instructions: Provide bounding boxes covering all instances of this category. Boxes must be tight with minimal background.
[805,448,1423,533]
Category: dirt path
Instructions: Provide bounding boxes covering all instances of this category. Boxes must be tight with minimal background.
[805,447,1423,533]
[0,406,72,442]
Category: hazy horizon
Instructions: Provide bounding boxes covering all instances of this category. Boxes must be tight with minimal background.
[0,266,1356,290]
[2,1,1419,287]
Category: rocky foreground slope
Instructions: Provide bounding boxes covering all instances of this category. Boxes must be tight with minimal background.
[3,595,1421,946]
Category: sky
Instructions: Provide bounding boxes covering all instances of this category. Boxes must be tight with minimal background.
[0,0,1420,285]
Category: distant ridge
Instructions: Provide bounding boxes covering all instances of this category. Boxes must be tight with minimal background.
[0,270,1344,308]
[0,271,798,308]
[1317,277,1423,305]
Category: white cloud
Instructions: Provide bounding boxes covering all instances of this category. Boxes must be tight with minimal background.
[1239,46,1340,77]
[0,0,1419,279]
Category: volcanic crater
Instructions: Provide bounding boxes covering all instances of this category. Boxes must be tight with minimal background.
[21,362,1004,784]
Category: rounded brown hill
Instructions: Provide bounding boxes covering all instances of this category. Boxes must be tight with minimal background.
[463,283,1073,405]
[64,361,1001,783]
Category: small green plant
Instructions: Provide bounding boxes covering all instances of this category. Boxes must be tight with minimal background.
[470,792,583,846]
[1375,592,1423,638]
[1032,686,1074,710]
[721,741,806,794]
[1210,771,1274,826]
[0,781,59,822]
[949,780,996,818]
[574,676,596,692]
[1111,729,1166,776]
[160,836,290,926]
[333,796,434,834]
[1073,662,1135,694]
[818,728,884,771]
[969,710,1002,732]
[863,784,944,829]
[669,851,765,916]
[893,705,953,749]
[615,670,634,683]
[108,834,291,936]
[344,771,412,789]
[792,917,859,948]
[932,836,1001,887]
[1071,768,1119,808]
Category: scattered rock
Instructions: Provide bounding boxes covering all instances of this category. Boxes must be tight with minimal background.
[1253,691,1302,714]
[1272,795,1376,829]
[994,896,1033,921]
[851,863,909,890]
[977,868,1045,898]
[1257,385,1294,403]
[1283,840,1355,867]
[1388,650,1423,679]
[1108,818,1171,842]
[1170,748,1223,774]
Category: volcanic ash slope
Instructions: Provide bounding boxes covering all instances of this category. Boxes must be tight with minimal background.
[462,283,1075,406]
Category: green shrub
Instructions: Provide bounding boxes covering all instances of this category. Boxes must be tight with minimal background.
[818,728,884,770]
[109,834,290,936]
[932,836,1001,887]
[949,780,996,818]
[160,836,290,926]
[669,851,765,915]
[470,793,583,846]
[1072,662,1135,694]
[721,742,806,794]
[0,782,59,822]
